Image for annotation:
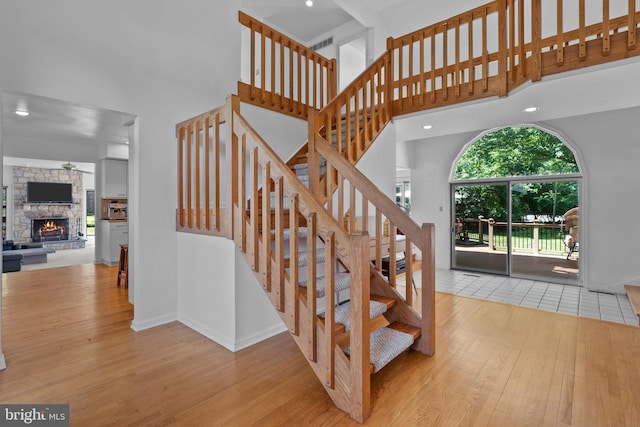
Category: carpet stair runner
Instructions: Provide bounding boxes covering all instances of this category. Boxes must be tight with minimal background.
[292,230,419,372]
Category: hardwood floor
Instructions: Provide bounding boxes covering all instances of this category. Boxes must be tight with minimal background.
[1,264,640,426]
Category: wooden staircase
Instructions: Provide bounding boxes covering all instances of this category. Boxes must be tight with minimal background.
[176,1,640,423]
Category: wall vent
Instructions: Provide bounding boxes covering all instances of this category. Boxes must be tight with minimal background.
[311,36,333,51]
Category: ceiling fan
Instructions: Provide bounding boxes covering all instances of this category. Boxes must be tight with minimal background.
[61,162,94,174]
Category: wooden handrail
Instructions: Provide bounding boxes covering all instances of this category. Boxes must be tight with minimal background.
[238,11,337,119]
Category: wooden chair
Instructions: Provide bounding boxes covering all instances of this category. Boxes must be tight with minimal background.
[117,244,128,289]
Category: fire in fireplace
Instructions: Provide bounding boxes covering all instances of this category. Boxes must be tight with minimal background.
[32,218,70,242]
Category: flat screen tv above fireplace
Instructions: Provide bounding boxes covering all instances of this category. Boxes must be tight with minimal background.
[27,182,73,204]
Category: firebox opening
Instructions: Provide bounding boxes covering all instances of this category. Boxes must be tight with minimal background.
[32,218,70,242]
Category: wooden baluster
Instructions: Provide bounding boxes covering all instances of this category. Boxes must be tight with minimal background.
[629,0,637,49]
[250,147,259,269]
[289,193,299,335]
[306,213,317,362]
[238,134,247,252]
[518,0,526,78]
[227,96,240,240]
[482,8,489,90]
[195,120,201,229]
[262,163,271,291]
[375,211,382,271]
[338,174,345,227]
[349,184,356,232]
[289,42,294,113]
[509,0,515,84]
[361,195,368,234]
[326,163,333,216]
[345,98,352,162]
[369,74,377,135]
[354,91,361,157]
[178,126,185,228]
[398,42,404,110]
[603,0,610,56]
[261,28,266,102]
[305,52,310,110]
[274,177,285,311]
[455,18,461,97]
[557,0,564,64]
[431,27,436,101]
[250,21,256,100]
[214,113,221,231]
[297,47,302,115]
[320,60,325,108]
[204,117,211,231]
[349,232,371,423]
[468,13,475,94]
[313,58,318,109]
[187,123,193,228]
[389,223,397,286]
[363,78,369,145]
[408,35,414,107]
[324,232,336,389]
[419,31,425,105]
[336,104,343,155]
[442,23,448,100]
[578,0,586,60]
[271,32,276,105]
[405,236,413,306]
[280,36,285,107]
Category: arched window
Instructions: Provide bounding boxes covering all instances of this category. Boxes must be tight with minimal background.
[451,126,581,284]
[454,126,579,180]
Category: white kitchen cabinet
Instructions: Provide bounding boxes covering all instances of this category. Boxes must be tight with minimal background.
[100,221,129,265]
[101,159,128,198]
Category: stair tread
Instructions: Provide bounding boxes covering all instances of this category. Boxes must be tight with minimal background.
[328,300,388,332]
[299,271,350,298]
[284,246,326,267]
[345,326,416,374]
[387,321,422,340]
[369,294,397,309]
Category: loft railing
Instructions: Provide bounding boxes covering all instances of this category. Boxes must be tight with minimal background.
[238,11,337,118]
[239,1,639,122]
[388,0,640,116]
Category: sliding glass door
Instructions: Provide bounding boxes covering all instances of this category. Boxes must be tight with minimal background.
[452,183,509,275]
[510,179,579,283]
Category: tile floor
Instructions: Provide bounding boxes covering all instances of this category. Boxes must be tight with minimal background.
[437,269,639,326]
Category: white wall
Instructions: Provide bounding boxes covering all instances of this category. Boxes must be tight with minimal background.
[0,0,240,336]
[409,107,640,293]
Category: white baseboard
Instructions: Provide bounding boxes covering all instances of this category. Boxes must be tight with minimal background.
[0,353,6,370]
[130,312,178,331]
[178,314,235,352]
[178,314,286,352]
[234,323,287,352]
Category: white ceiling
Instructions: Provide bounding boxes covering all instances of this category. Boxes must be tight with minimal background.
[2,91,135,168]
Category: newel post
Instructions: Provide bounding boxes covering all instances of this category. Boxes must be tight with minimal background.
[349,231,371,423]
[419,223,435,356]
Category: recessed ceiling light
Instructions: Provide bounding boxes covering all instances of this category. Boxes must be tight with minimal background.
[523,106,539,113]
[306,0,313,6]
[14,110,30,116]
[423,124,433,130]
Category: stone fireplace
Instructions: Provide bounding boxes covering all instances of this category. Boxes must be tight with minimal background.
[32,218,70,242]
